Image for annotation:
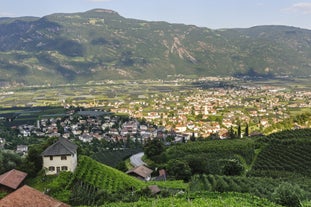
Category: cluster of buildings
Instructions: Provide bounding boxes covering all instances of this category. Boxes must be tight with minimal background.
[109,86,311,137]
[11,84,311,150]
[14,110,179,152]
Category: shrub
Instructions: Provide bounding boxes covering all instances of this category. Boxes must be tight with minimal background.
[166,159,192,182]
[272,182,305,207]
[222,159,245,176]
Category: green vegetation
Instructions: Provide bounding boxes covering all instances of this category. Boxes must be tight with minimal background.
[73,156,144,193]
[0,150,22,174]
[137,128,311,206]
[1,10,311,84]
[161,139,255,176]
[249,129,311,178]
[93,192,282,207]
[272,182,305,207]
[250,140,311,177]
[1,104,311,206]
[91,148,142,168]
[189,174,311,203]
[27,155,146,206]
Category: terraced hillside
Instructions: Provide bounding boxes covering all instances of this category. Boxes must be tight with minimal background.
[46,156,145,206]
[250,129,311,178]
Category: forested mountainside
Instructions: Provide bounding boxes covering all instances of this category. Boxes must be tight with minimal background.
[1,9,311,85]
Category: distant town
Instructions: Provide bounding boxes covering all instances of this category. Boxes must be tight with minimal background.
[1,77,311,153]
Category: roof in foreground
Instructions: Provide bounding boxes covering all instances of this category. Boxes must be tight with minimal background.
[0,169,27,190]
[0,185,70,207]
[41,137,77,156]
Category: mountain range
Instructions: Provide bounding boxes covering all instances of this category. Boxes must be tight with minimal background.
[1,9,311,85]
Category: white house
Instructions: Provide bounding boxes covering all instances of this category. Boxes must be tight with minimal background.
[41,138,78,175]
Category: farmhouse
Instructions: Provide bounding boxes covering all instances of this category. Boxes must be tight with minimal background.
[126,165,153,181]
[41,137,78,175]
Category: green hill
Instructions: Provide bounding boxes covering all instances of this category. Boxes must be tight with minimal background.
[42,155,145,205]
[1,9,311,85]
[250,129,311,178]
[147,129,311,206]
[26,129,311,206]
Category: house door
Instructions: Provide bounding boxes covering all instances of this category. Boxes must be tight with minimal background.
[56,167,60,174]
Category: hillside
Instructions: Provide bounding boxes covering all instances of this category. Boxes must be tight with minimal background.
[39,155,145,206]
[19,129,311,206]
[0,9,311,85]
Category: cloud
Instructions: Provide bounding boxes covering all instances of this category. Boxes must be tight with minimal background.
[285,2,311,14]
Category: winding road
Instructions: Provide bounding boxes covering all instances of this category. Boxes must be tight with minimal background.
[130,152,146,167]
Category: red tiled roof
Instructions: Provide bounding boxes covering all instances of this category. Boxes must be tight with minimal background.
[0,169,27,190]
[0,185,70,207]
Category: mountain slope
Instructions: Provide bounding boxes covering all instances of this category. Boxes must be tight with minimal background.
[0,9,311,85]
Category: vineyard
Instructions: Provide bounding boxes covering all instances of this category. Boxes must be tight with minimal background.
[163,139,256,175]
[165,139,256,165]
[46,156,146,205]
[250,129,311,178]
[93,192,282,207]
[72,156,145,192]
[189,174,311,200]
[266,128,311,140]
[250,141,311,177]
[92,148,142,167]
[33,129,311,206]
[166,139,256,164]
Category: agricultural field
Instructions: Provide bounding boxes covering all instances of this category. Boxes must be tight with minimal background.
[19,128,311,207]
[250,129,311,178]
[97,192,282,207]
[0,106,67,127]
[163,138,256,175]
[189,174,311,200]
[91,148,142,168]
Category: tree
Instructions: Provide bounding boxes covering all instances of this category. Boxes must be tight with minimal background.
[115,161,127,172]
[228,126,236,139]
[272,182,305,207]
[143,138,164,162]
[21,137,57,177]
[186,155,208,174]
[190,132,196,142]
[167,159,192,182]
[0,151,22,174]
[245,123,249,137]
[222,159,245,176]
[237,124,241,138]
[22,147,43,177]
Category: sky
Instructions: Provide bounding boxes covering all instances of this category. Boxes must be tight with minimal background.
[1,0,311,30]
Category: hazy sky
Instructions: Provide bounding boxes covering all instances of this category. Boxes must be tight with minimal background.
[1,0,311,29]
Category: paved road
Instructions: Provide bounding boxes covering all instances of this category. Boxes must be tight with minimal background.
[130,152,146,167]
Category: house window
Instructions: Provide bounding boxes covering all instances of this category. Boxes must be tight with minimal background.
[61,166,68,171]
[49,156,53,160]
[49,166,55,171]
[61,155,67,160]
